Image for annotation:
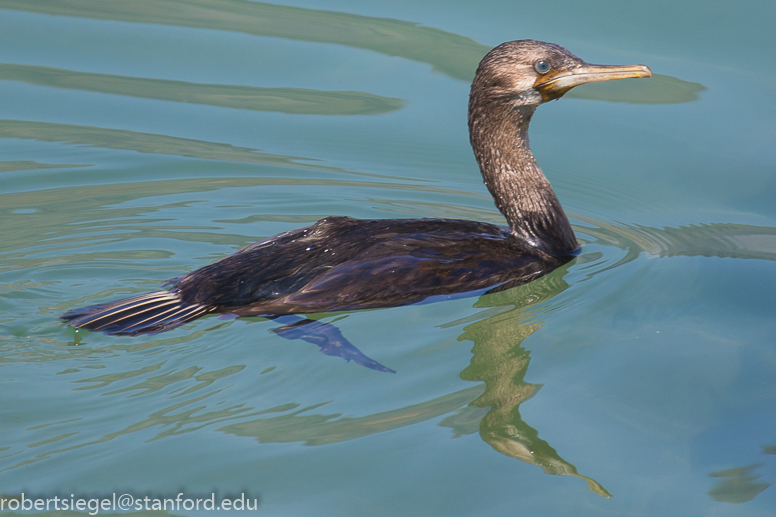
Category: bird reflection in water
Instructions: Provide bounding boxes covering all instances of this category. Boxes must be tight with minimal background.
[449,270,612,497]
[221,267,611,496]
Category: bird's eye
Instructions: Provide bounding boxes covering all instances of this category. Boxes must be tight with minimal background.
[534,60,551,74]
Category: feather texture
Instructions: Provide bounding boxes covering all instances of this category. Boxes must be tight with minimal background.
[61,290,212,336]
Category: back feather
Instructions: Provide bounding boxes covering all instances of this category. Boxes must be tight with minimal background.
[61,291,211,336]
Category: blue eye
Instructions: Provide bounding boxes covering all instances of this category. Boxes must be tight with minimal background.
[534,60,551,74]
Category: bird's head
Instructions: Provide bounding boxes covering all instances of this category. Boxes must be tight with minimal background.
[471,40,652,108]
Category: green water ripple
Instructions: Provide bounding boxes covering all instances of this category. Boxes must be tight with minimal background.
[0,0,704,104]
[0,63,404,116]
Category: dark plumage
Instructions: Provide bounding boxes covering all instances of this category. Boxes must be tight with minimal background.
[62,40,651,337]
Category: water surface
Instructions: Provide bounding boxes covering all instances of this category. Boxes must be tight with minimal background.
[1,0,775,515]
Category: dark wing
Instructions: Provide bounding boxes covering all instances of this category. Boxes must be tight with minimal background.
[171,217,559,315]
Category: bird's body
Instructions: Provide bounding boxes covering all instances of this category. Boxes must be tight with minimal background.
[62,40,651,342]
[62,217,564,335]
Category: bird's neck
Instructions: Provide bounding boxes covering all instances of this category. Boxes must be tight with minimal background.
[468,102,578,256]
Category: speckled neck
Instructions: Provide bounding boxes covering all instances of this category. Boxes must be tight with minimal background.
[468,95,578,257]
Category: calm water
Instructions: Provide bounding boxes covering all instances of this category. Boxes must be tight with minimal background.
[1,1,775,515]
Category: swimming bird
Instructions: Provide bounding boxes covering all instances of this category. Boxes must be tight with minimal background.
[62,40,651,346]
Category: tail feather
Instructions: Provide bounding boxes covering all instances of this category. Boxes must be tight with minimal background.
[61,291,212,336]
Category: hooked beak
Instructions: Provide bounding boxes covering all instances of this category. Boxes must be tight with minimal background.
[535,62,652,101]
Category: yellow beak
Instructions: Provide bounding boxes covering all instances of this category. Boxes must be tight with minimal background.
[535,63,652,101]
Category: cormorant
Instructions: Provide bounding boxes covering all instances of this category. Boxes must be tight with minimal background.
[62,40,651,355]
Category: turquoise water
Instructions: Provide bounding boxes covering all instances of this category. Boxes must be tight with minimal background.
[1,0,775,515]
